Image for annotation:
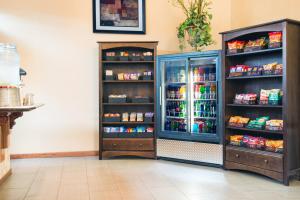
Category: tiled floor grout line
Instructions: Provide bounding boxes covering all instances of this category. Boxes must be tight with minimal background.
[22,160,42,200]
[56,160,65,200]
[84,157,91,200]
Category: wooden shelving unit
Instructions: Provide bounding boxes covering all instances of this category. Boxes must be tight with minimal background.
[221,19,300,185]
[98,41,158,159]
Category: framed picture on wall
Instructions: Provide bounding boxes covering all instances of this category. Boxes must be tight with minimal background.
[93,0,146,34]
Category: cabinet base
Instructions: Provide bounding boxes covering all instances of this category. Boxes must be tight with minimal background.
[102,151,155,159]
[225,161,284,183]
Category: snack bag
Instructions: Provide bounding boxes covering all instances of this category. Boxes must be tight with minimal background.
[130,113,137,122]
[122,113,129,122]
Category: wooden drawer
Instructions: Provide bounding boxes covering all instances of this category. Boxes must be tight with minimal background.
[103,139,154,151]
[226,146,283,172]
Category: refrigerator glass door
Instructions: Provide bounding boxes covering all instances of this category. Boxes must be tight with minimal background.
[189,57,218,138]
[161,59,188,134]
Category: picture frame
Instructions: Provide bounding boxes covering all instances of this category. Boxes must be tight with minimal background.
[93,0,146,34]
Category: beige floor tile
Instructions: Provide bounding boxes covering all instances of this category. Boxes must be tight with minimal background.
[58,185,89,200]
[0,188,28,200]
[150,186,189,200]
[89,190,122,200]
[26,180,60,197]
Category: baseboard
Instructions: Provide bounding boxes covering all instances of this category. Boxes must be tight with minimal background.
[0,169,12,185]
[10,151,99,159]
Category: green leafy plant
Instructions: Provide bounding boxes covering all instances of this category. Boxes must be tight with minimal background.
[170,0,214,51]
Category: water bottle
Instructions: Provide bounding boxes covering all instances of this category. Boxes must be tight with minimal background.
[0,44,20,86]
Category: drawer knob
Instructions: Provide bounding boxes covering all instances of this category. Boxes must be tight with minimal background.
[264,160,268,164]
[235,154,240,158]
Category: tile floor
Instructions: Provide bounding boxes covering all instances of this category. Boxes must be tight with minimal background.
[0,157,299,200]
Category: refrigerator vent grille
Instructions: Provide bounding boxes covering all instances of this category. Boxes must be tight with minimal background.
[157,139,223,165]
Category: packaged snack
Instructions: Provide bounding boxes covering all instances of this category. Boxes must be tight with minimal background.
[259,89,271,104]
[268,89,282,105]
[247,66,263,76]
[274,64,283,75]
[137,113,143,122]
[244,37,267,52]
[263,62,278,75]
[265,140,283,153]
[124,73,131,80]
[268,32,282,48]
[130,112,137,122]
[228,116,250,127]
[122,113,129,122]
[246,116,270,130]
[118,73,124,80]
[266,120,283,131]
[246,136,265,150]
[146,127,154,133]
[227,40,245,54]
[234,93,257,104]
[230,135,244,146]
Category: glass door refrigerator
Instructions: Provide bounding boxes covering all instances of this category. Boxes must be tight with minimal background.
[157,51,223,165]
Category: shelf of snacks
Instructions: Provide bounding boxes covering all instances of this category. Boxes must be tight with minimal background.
[227,63,283,79]
[103,126,154,138]
[228,116,283,133]
[104,70,153,81]
[230,89,283,107]
[99,42,158,159]
[226,32,283,56]
[229,135,283,154]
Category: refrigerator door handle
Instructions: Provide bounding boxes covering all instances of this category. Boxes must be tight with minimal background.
[160,86,162,106]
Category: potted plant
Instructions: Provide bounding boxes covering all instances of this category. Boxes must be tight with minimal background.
[170,0,214,51]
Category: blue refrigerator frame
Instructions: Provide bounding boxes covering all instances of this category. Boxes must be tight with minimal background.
[156,50,223,144]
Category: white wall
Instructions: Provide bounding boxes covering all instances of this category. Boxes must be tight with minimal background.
[0,0,231,154]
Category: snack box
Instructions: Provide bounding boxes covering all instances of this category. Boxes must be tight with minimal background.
[132,96,151,103]
[108,97,127,103]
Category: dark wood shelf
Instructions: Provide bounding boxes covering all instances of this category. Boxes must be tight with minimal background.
[99,42,158,160]
[226,75,283,80]
[226,126,284,135]
[102,60,155,64]
[227,104,283,108]
[226,47,282,57]
[103,80,154,83]
[103,103,154,106]
[102,122,154,125]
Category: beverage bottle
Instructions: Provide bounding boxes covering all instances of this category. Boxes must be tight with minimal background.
[194,85,198,99]
[193,68,198,82]
[199,68,204,81]
[210,84,216,99]
[200,102,204,117]
[199,85,204,99]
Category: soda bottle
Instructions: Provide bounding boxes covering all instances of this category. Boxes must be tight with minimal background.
[200,85,205,99]
[199,68,204,81]
[194,85,199,99]
[193,67,198,82]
